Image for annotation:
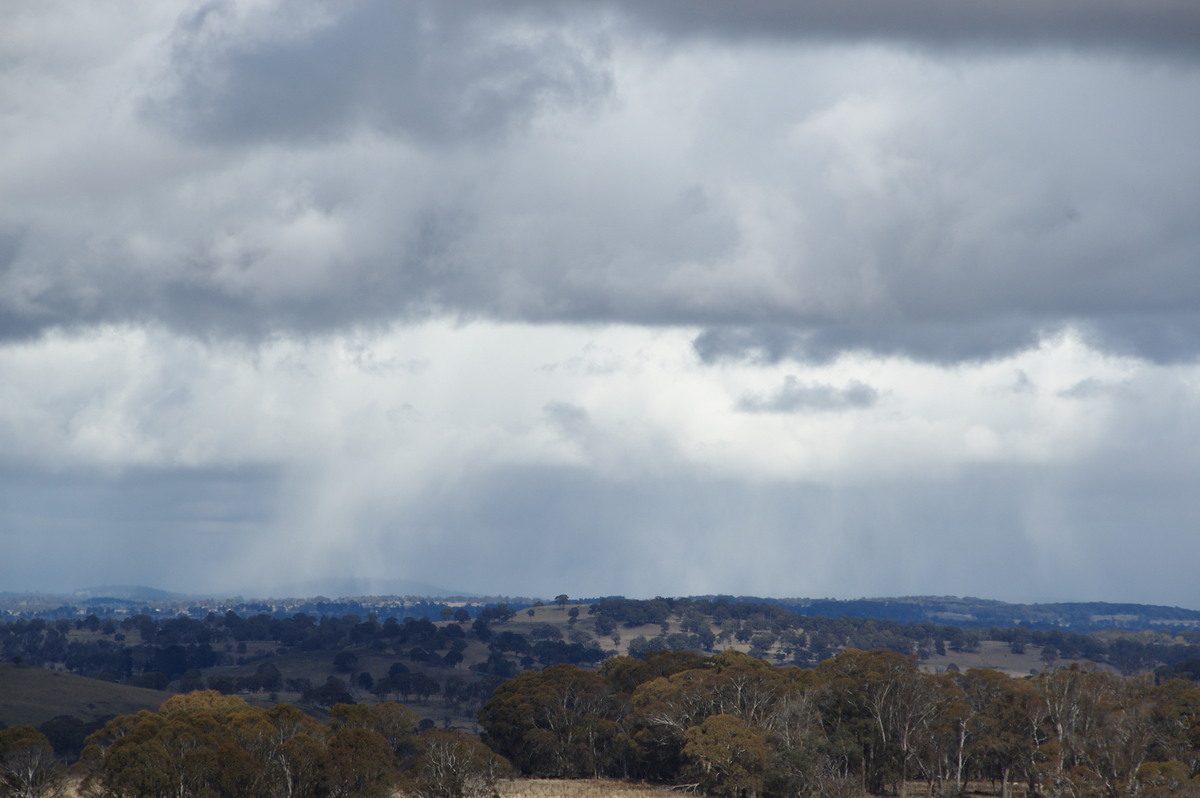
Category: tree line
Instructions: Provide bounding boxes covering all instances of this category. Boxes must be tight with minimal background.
[588,598,1200,676]
[479,649,1200,798]
[6,648,1200,797]
[1,692,507,798]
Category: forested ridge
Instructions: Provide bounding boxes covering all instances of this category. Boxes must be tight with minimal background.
[476,648,1200,797]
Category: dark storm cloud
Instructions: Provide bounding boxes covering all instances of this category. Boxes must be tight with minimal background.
[147,0,1200,153]
[148,0,613,145]
[1078,315,1200,365]
[3,0,1199,366]
[695,320,1051,366]
[737,376,879,414]
[0,228,40,340]
[605,0,1200,57]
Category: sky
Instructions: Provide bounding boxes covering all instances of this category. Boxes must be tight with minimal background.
[3,0,1200,606]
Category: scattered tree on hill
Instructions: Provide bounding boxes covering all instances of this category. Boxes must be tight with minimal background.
[302,677,354,709]
[331,651,358,674]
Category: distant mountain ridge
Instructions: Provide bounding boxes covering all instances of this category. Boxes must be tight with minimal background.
[3,587,1199,631]
[72,585,191,601]
[728,595,1200,630]
[9,579,482,603]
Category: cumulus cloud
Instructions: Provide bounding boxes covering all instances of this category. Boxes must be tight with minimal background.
[737,376,879,413]
[543,401,591,439]
[146,1,614,146]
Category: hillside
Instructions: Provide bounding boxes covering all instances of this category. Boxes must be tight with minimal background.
[769,595,1200,630]
[0,661,167,727]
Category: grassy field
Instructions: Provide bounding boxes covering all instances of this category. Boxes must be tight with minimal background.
[53,777,685,798]
[51,774,1039,798]
[53,777,1027,798]
[494,779,672,798]
[919,639,1116,678]
[498,778,1047,798]
[0,662,167,727]
[490,780,1033,798]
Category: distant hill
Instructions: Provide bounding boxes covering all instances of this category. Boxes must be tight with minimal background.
[71,577,486,601]
[646,595,1200,631]
[72,585,192,601]
[4,588,1200,633]
[765,595,1200,630]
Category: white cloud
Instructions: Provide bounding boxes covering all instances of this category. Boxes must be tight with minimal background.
[5,321,1189,599]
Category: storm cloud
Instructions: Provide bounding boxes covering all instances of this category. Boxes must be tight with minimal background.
[4,1,1199,359]
[2,1,1200,605]
[607,0,1200,56]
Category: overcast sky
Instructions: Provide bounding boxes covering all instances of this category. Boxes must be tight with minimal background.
[3,0,1200,606]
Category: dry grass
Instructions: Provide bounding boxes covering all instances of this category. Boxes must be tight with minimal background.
[56,776,85,798]
[919,640,1116,678]
[492,780,1016,798]
[0,662,167,728]
[60,775,673,798]
[495,779,675,798]
[57,771,1027,798]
